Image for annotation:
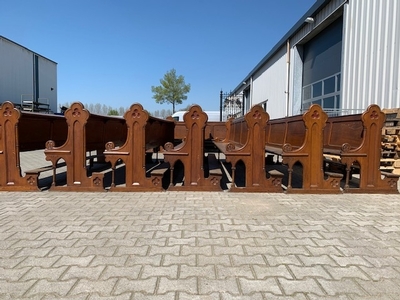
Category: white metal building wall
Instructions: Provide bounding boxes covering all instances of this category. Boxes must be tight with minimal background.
[0,37,33,104]
[341,0,400,110]
[38,56,57,113]
[251,46,287,119]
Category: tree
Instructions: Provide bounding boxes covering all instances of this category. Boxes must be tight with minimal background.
[151,69,191,113]
[108,109,119,116]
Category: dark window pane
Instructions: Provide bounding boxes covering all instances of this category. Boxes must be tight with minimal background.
[337,74,341,91]
[313,82,322,97]
[324,77,335,94]
[313,99,322,105]
[323,96,335,108]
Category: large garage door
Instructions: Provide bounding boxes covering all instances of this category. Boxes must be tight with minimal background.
[302,17,343,115]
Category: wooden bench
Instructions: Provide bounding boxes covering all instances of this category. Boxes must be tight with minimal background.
[104,103,175,191]
[44,102,127,191]
[0,101,68,191]
[163,105,223,191]
[265,104,343,193]
[324,104,399,193]
[213,105,284,192]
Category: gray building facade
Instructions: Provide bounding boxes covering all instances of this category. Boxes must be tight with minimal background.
[231,0,400,119]
[0,36,57,113]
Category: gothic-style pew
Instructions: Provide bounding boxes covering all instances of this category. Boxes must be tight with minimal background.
[265,104,343,193]
[44,102,127,191]
[213,105,284,192]
[163,105,223,191]
[104,103,175,191]
[324,104,399,193]
[0,101,68,191]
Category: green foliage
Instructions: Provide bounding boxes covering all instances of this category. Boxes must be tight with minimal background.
[151,69,191,113]
[108,109,119,116]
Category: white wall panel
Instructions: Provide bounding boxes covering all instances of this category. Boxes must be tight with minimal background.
[38,56,57,113]
[341,0,400,110]
[252,46,287,119]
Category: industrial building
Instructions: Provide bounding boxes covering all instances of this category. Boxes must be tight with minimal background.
[0,35,57,113]
[230,0,400,119]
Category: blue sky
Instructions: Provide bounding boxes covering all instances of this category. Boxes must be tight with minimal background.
[1,0,316,114]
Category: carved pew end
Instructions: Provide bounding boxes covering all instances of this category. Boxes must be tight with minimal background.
[268,169,284,188]
[148,162,170,190]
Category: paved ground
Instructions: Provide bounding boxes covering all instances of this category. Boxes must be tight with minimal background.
[1,190,400,299]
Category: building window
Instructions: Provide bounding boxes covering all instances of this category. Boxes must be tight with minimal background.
[302,72,341,113]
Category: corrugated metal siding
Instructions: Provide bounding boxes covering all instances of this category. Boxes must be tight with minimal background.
[341,0,400,110]
[0,37,33,104]
[291,0,346,46]
[252,46,287,119]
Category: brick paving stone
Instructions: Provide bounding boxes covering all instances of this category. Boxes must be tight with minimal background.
[100,265,142,280]
[132,292,176,300]
[74,238,108,248]
[363,255,400,267]
[263,293,309,300]
[115,245,149,256]
[180,265,216,279]
[245,245,278,255]
[141,265,178,279]
[61,265,105,281]
[266,255,303,267]
[199,278,240,295]
[90,255,129,267]
[214,245,245,256]
[25,279,77,297]
[22,266,68,281]
[198,237,226,246]
[329,255,373,267]
[288,265,332,280]
[278,278,325,296]
[181,245,212,256]
[113,277,157,294]
[69,278,118,296]
[323,265,369,281]
[238,231,267,239]
[306,246,344,257]
[179,292,220,299]
[317,279,366,296]
[216,265,254,279]
[168,237,196,246]
[355,278,400,297]
[17,256,61,268]
[358,266,400,280]
[52,255,95,268]
[158,277,198,294]
[231,254,266,266]
[87,293,133,300]
[221,293,264,300]
[297,255,337,267]
[275,246,310,256]
[163,254,196,266]
[198,255,231,267]
[0,266,31,281]
[149,245,180,256]
[253,265,293,279]
[2,189,400,298]
[239,277,281,295]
